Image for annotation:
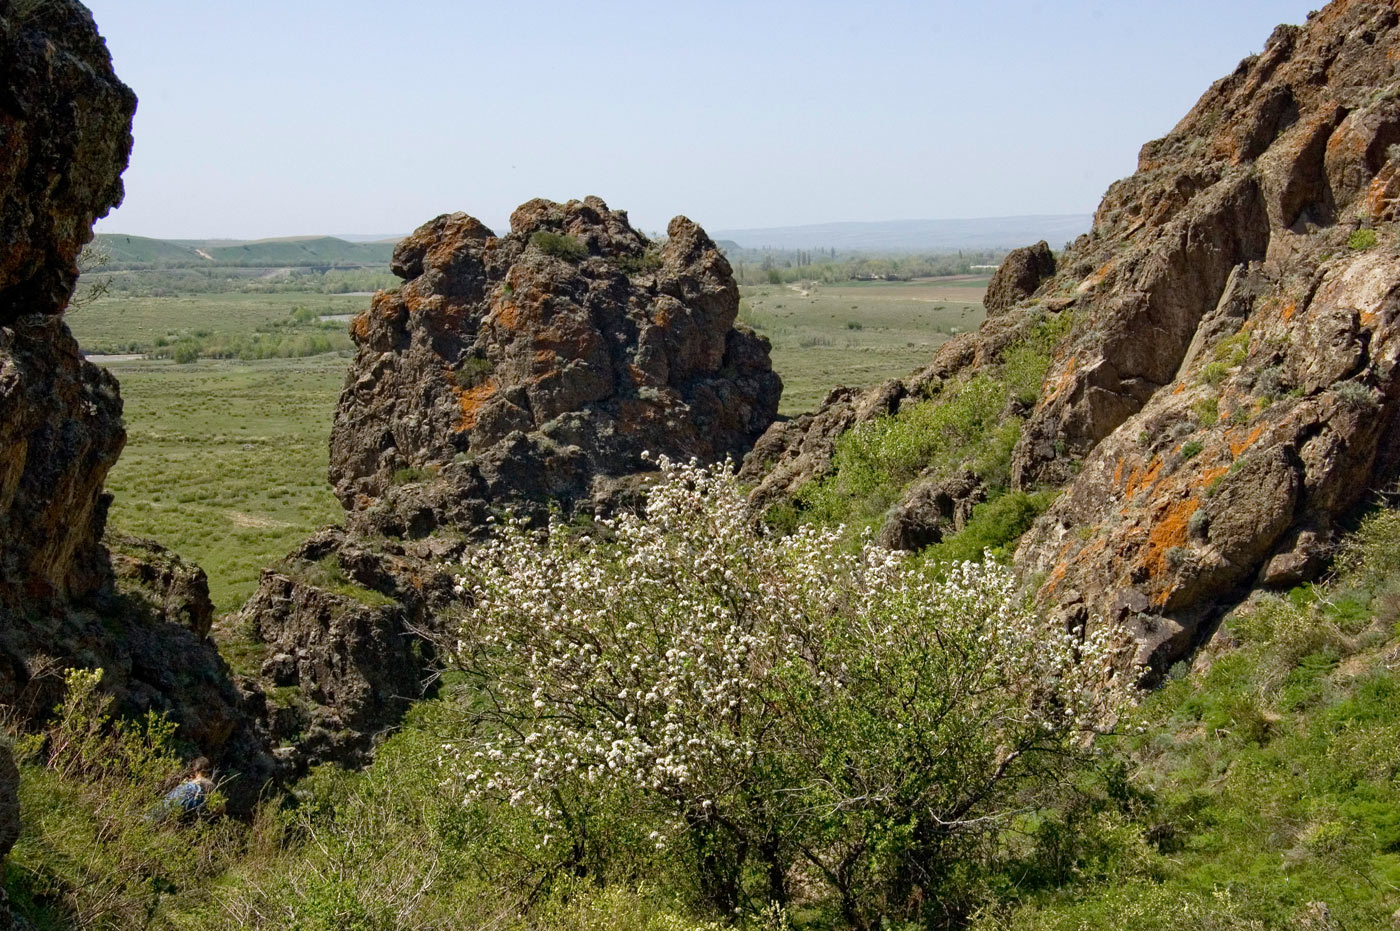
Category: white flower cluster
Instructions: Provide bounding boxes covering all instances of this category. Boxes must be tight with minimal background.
[443,456,1136,843]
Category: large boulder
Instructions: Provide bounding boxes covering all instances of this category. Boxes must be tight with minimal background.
[330,196,781,536]
[983,240,1055,315]
[233,528,457,771]
[237,197,784,767]
[0,1,134,325]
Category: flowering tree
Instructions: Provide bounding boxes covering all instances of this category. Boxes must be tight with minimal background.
[444,457,1136,926]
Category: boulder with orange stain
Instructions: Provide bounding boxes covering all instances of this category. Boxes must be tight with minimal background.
[328,195,780,537]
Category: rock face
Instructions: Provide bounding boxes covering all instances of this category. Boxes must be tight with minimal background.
[331,196,781,537]
[0,2,271,810]
[0,1,135,325]
[241,197,782,767]
[743,0,1400,671]
[983,240,1055,315]
[234,528,456,769]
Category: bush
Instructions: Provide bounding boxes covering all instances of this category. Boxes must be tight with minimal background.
[9,668,244,929]
[1348,228,1378,250]
[530,231,589,262]
[445,458,1137,927]
[454,355,494,389]
[794,310,1071,537]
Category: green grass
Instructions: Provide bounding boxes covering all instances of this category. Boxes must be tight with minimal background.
[739,278,988,414]
[98,355,346,614]
[1348,228,1378,251]
[67,292,367,356]
[976,502,1400,930]
[790,309,1070,540]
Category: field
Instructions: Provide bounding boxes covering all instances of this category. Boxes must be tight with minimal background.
[81,355,348,613]
[69,276,986,614]
[740,277,988,413]
[69,292,367,355]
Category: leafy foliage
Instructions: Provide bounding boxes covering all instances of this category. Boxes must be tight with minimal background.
[7,669,245,929]
[793,310,1070,542]
[530,231,589,262]
[444,457,1136,927]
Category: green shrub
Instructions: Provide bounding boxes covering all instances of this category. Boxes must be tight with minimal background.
[8,668,246,929]
[1180,439,1204,460]
[297,555,396,607]
[921,489,1060,564]
[530,230,589,262]
[444,458,1136,925]
[453,355,494,389]
[793,311,1069,538]
[1198,361,1229,386]
[1348,227,1378,250]
[617,249,663,275]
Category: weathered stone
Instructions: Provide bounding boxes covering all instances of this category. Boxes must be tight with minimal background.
[983,240,1055,315]
[108,532,215,638]
[234,528,456,770]
[329,197,781,535]
[0,1,135,325]
[0,2,273,813]
[877,472,984,551]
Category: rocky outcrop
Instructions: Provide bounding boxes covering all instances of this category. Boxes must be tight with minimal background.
[742,0,1400,671]
[983,240,1055,315]
[0,1,272,810]
[877,471,984,552]
[234,198,783,767]
[234,529,458,770]
[741,379,905,507]
[0,1,134,325]
[331,197,781,537]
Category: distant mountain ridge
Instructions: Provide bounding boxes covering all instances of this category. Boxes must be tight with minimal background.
[713,214,1092,251]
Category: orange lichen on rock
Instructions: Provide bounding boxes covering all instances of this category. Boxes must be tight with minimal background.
[1043,355,1078,403]
[350,312,370,343]
[1142,496,1200,583]
[1228,423,1265,457]
[1078,259,1117,293]
[493,300,520,330]
[1280,300,1297,322]
[1124,458,1164,499]
[455,378,499,431]
[1197,463,1230,489]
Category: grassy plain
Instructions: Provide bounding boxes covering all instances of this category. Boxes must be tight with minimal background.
[68,292,365,354]
[90,355,347,613]
[740,277,987,414]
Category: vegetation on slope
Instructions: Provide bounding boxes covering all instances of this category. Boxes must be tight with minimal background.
[975,498,1400,929]
[780,308,1071,557]
[12,467,1400,930]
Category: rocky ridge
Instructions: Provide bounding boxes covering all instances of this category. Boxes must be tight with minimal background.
[238,197,781,767]
[742,0,1400,669]
[0,0,271,812]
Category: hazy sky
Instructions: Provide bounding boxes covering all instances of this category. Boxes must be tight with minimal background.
[85,1,1319,239]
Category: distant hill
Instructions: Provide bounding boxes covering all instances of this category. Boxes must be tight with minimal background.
[713,214,1092,252]
[93,233,202,265]
[92,234,395,268]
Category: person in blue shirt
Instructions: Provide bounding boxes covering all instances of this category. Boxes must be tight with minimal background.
[148,757,215,823]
